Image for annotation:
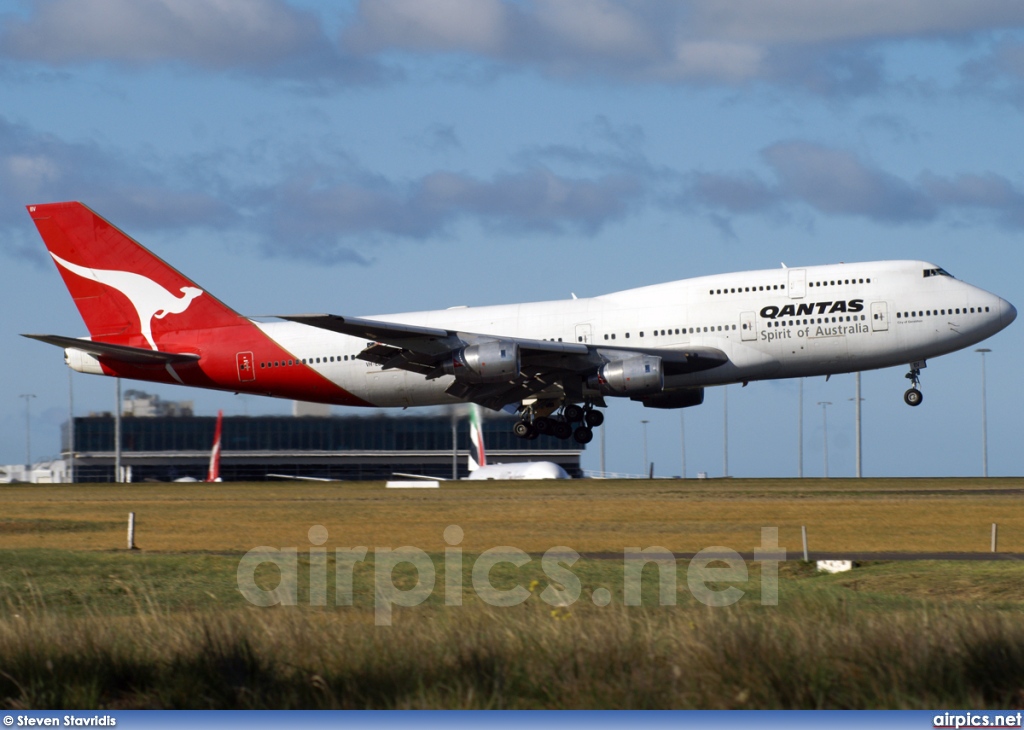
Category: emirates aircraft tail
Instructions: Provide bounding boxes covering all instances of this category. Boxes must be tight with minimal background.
[467,404,487,472]
[26,202,244,352]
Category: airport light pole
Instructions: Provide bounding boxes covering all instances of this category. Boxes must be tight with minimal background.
[451,408,458,480]
[641,420,650,477]
[798,379,804,478]
[115,378,122,483]
[849,373,864,478]
[19,393,35,470]
[680,411,686,479]
[976,348,991,478]
[818,401,832,478]
[68,371,75,484]
[723,385,729,477]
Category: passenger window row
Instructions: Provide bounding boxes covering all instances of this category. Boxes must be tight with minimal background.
[766,315,867,327]
[260,354,353,369]
[602,324,739,341]
[710,284,783,295]
[708,277,871,296]
[896,306,990,318]
[810,277,870,287]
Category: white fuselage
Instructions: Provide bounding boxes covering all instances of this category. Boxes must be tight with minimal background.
[254,260,1015,408]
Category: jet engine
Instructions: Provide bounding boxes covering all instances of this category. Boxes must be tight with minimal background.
[587,355,664,396]
[442,341,521,382]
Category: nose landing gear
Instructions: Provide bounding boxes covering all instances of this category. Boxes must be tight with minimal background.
[904,365,923,406]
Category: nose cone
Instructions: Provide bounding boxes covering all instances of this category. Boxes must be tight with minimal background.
[1002,298,1017,329]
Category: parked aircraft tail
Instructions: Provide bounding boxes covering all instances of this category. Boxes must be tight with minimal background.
[206,410,223,483]
[468,404,487,472]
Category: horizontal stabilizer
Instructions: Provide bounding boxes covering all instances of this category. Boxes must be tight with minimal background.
[22,334,201,364]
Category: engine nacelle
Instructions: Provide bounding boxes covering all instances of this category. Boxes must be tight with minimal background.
[587,355,664,396]
[634,387,705,409]
[442,341,520,383]
[65,348,105,375]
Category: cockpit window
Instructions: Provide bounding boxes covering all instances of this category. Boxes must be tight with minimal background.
[923,268,954,278]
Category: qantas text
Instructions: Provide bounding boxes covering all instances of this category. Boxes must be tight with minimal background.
[759,299,864,319]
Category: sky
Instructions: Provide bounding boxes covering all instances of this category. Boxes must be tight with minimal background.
[1,0,1023,479]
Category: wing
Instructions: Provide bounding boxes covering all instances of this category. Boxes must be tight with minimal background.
[280,314,727,410]
[22,334,201,365]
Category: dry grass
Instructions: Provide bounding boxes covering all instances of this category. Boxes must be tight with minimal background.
[2,478,1023,708]
[0,478,1021,553]
[1,600,1022,708]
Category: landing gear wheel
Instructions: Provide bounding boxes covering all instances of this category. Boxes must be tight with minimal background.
[584,409,605,428]
[904,388,923,407]
[513,420,534,438]
[533,417,555,435]
[573,426,594,444]
[553,419,573,440]
[563,404,585,423]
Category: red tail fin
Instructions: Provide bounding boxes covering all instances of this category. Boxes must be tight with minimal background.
[206,410,223,483]
[28,202,243,350]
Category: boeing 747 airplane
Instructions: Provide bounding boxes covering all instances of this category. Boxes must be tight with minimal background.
[23,202,1016,445]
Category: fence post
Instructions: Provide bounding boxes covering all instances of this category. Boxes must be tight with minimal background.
[802,525,809,562]
[991,523,998,553]
[128,512,136,550]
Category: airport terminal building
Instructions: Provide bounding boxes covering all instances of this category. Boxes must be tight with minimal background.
[61,399,584,482]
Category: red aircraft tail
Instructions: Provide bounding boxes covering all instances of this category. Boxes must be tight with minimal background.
[27,202,244,351]
[206,410,223,483]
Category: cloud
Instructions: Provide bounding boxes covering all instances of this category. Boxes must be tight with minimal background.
[250,166,647,261]
[688,140,1024,229]
[7,116,1023,266]
[0,0,383,83]
[0,117,234,227]
[5,1,1024,94]
[343,0,1024,94]
[0,116,651,264]
[763,141,935,221]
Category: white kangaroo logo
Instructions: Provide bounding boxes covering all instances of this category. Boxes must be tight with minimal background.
[51,252,204,351]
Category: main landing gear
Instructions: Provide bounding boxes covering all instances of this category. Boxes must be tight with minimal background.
[514,401,604,445]
[904,365,923,406]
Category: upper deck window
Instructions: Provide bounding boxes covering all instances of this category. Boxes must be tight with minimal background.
[923,268,954,278]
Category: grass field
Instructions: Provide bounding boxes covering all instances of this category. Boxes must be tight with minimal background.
[1,478,1022,709]
[1,477,1021,553]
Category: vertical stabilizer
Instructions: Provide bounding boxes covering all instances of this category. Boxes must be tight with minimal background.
[468,404,486,472]
[27,202,243,350]
[206,410,223,483]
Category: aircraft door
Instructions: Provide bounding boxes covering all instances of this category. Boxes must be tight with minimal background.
[575,324,593,344]
[236,351,256,382]
[788,269,807,299]
[871,301,889,331]
[740,311,757,341]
